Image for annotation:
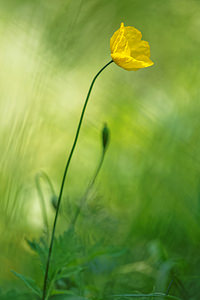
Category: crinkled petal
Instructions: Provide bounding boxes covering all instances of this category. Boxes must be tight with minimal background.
[123,25,142,46]
[110,22,130,55]
[111,53,154,71]
[130,40,151,59]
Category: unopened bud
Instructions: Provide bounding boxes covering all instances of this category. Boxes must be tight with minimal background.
[102,123,110,150]
[51,195,57,211]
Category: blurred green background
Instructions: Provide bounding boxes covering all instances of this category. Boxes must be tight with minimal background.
[0,0,200,298]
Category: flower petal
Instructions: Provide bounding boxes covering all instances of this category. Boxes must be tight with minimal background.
[130,40,151,59]
[110,23,154,71]
[111,53,154,71]
[110,23,130,55]
[123,25,142,46]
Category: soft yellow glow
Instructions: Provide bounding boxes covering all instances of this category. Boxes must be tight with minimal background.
[110,22,154,71]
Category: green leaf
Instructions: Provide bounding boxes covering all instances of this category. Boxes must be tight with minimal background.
[112,293,182,300]
[51,290,77,296]
[55,266,83,281]
[0,289,37,300]
[50,295,88,300]
[25,237,48,272]
[11,271,42,297]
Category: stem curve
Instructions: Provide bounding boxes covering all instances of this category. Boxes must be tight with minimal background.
[42,60,113,299]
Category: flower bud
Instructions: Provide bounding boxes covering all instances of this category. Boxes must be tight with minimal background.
[51,195,58,210]
[102,123,110,150]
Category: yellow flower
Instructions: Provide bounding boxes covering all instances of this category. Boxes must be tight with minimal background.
[110,22,154,71]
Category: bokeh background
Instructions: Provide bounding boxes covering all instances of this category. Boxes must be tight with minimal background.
[1,0,200,298]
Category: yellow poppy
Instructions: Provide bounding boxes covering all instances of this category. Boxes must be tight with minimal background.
[110,22,154,71]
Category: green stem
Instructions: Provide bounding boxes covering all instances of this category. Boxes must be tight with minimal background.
[39,171,57,197]
[71,147,106,228]
[166,279,173,296]
[35,171,56,241]
[42,60,113,300]
[35,174,49,240]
